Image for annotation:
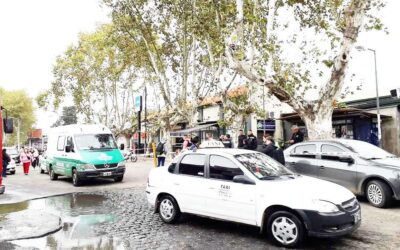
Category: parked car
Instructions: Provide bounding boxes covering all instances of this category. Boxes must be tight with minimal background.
[4,147,20,164]
[284,139,400,208]
[147,144,361,248]
[6,159,16,175]
[39,153,49,174]
[46,124,126,186]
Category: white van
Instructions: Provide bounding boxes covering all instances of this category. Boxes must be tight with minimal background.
[44,124,125,186]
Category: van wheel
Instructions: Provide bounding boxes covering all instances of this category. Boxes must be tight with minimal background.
[10,170,16,175]
[72,169,82,187]
[114,176,123,182]
[49,167,58,180]
[267,211,305,248]
[366,180,392,208]
[40,168,45,174]
[158,195,180,224]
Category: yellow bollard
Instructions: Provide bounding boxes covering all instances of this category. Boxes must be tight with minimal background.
[152,142,157,167]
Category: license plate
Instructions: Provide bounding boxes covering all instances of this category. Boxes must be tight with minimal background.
[353,210,361,223]
[102,172,112,176]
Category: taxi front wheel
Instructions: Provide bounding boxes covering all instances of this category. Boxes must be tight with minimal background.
[158,195,180,224]
[267,211,305,248]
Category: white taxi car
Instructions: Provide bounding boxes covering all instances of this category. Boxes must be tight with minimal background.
[146,144,361,247]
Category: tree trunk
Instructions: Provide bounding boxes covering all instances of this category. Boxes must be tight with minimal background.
[302,110,333,140]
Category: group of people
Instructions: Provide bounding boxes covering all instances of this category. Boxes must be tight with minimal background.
[154,125,304,168]
[20,147,40,175]
[1,147,40,177]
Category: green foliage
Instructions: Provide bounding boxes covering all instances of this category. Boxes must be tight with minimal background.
[52,106,78,127]
[0,87,36,146]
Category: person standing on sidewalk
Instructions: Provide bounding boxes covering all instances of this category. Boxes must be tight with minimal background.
[289,125,304,145]
[20,147,31,175]
[237,130,247,149]
[245,130,258,150]
[156,139,168,167]
[2,148,10,178]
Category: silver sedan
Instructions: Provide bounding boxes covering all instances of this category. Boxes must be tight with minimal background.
[284,139,400,208]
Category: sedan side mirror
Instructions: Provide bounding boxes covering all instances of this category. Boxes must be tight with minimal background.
[233,175,256,185]
[339,156,354,164]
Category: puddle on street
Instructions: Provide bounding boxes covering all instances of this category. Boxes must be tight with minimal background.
[1,193,125,249]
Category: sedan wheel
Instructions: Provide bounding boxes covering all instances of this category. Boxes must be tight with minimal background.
[158,195,180,223]
[366,180,392,208]
[267,211,304,247]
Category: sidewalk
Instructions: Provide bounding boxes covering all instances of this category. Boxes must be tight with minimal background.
[0,158,156,204]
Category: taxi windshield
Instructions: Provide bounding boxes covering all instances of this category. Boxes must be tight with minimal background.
[234,153,293,180]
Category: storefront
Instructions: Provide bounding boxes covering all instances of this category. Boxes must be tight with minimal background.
[280,108,390,146]
[169,123,222,151]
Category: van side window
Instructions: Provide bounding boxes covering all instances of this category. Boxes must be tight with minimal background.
[57,136,65,151]
[66,136,75,152]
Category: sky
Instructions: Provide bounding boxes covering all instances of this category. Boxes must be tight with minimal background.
[0,0,399,129]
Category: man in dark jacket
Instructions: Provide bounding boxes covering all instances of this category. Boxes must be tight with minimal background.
[289,125,304,145]
[245,130,258,150]
[237,130,247,149]
[2,148,11,177]
[258,135,276,157]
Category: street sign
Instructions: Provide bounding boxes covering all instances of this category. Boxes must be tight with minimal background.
[134,96,142,112]
[257,120,276,131]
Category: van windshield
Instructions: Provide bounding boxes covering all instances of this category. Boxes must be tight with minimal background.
[75,134,118,150]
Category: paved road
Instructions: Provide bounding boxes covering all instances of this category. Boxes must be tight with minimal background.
[0,157,155,204]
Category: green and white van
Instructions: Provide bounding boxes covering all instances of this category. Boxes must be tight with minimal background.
[45,124,125,186]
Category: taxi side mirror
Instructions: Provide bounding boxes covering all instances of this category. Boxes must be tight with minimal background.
[233,175,255,185]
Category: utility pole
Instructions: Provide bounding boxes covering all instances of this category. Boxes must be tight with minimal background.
[144,85,147,152]
[0,104,4,194]
[356,46,381,147]
[263,85,266,135]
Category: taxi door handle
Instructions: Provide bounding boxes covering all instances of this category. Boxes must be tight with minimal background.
[208,187,216,190]
[173,182,180,186]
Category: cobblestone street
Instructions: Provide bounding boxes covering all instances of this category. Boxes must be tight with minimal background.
[94,187,400,250]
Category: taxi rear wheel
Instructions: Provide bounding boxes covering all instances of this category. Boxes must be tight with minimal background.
[158,195,180,223]
[267,211,305,248]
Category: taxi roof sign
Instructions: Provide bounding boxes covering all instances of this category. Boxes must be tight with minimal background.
[199,140,225,149]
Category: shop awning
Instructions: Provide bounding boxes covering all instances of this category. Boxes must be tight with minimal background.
[278,108,391,122]
[170,123,218,137]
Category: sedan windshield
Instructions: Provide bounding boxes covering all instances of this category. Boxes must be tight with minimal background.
[235,153,294,180]
[338,139,395,160]
[75,134,117,150]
